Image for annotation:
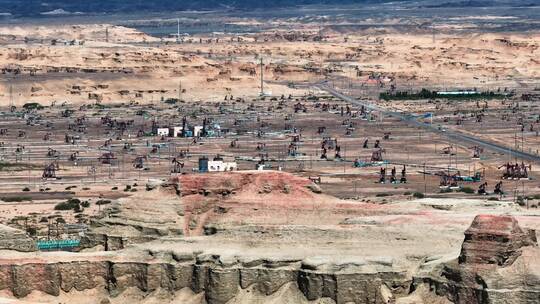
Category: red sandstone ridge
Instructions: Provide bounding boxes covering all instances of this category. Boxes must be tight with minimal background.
[172,170,314,199]
[459,214,538,266]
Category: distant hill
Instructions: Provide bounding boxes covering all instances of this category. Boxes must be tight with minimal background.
[0,0,398,16]
[0,0,535,17]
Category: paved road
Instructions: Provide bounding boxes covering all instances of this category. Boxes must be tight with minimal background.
[317,83,540,164]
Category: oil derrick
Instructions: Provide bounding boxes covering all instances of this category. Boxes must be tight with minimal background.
[177,149,189,159]
[477,182,488,195]
[400,166,407,183]
[151,119,158,135]
[371,149,385,162]
[171,158,184,173]
[133,156,146,169]
[335,145,341,159]
[320,147,327,159]
[46,148,59,158]
[470,146,483,159]
[439,172,459,189]
[288,142,298,156]
[181,116,187,137]
[494,181,504,195]
[390,167,397,183]
[99,152,115,165]
[69,152,78,162]
[499,162,530,179]
[379,167,386,183]
[42,162,57,179]
[202,117,208,137]
[442,146,455,155]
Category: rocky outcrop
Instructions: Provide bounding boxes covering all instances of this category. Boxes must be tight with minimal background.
[458,215,537,266]
[0,224,36,252]
[0,251,410,304]
[413,215,540,304]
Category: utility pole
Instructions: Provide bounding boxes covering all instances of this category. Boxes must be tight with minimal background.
[178,80,182,101]
[9,83,13,109]
[259,57,264,96]
[177,18,180,43]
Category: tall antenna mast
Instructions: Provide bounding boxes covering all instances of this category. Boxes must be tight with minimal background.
[178,80,182,100]
[177,18,180,43]
[260,57,264,96]
[9,83,13,108]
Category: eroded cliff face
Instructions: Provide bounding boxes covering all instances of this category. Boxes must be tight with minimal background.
[0,251,410,304]
[413,215,540,304]
[0,225,37,252]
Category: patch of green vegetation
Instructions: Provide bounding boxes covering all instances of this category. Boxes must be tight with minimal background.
[412,192,425,199]
[96,199,112,205]
[164,98,179,104]
[516,196,526,207]
[380,89,510,101]
[458,187,475,194]
[54,198,82,212]
[26,227,37,236]
[22,102,44,110]
[1,196,32,202]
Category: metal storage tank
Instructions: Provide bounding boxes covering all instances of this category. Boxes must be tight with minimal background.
[198,156,209,172]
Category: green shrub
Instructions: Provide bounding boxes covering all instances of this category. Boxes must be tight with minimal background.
[26,227,37,236]
[22,187,30,192]
[1,196,32,202]
[23,102,44,110]
[413,192,425,199]
[459,187,475,194]
[54,198,81,211]
[96,199,112,206]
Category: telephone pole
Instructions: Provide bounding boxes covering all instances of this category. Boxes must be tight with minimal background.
[259,57,264,96]
[177,18,180,43]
